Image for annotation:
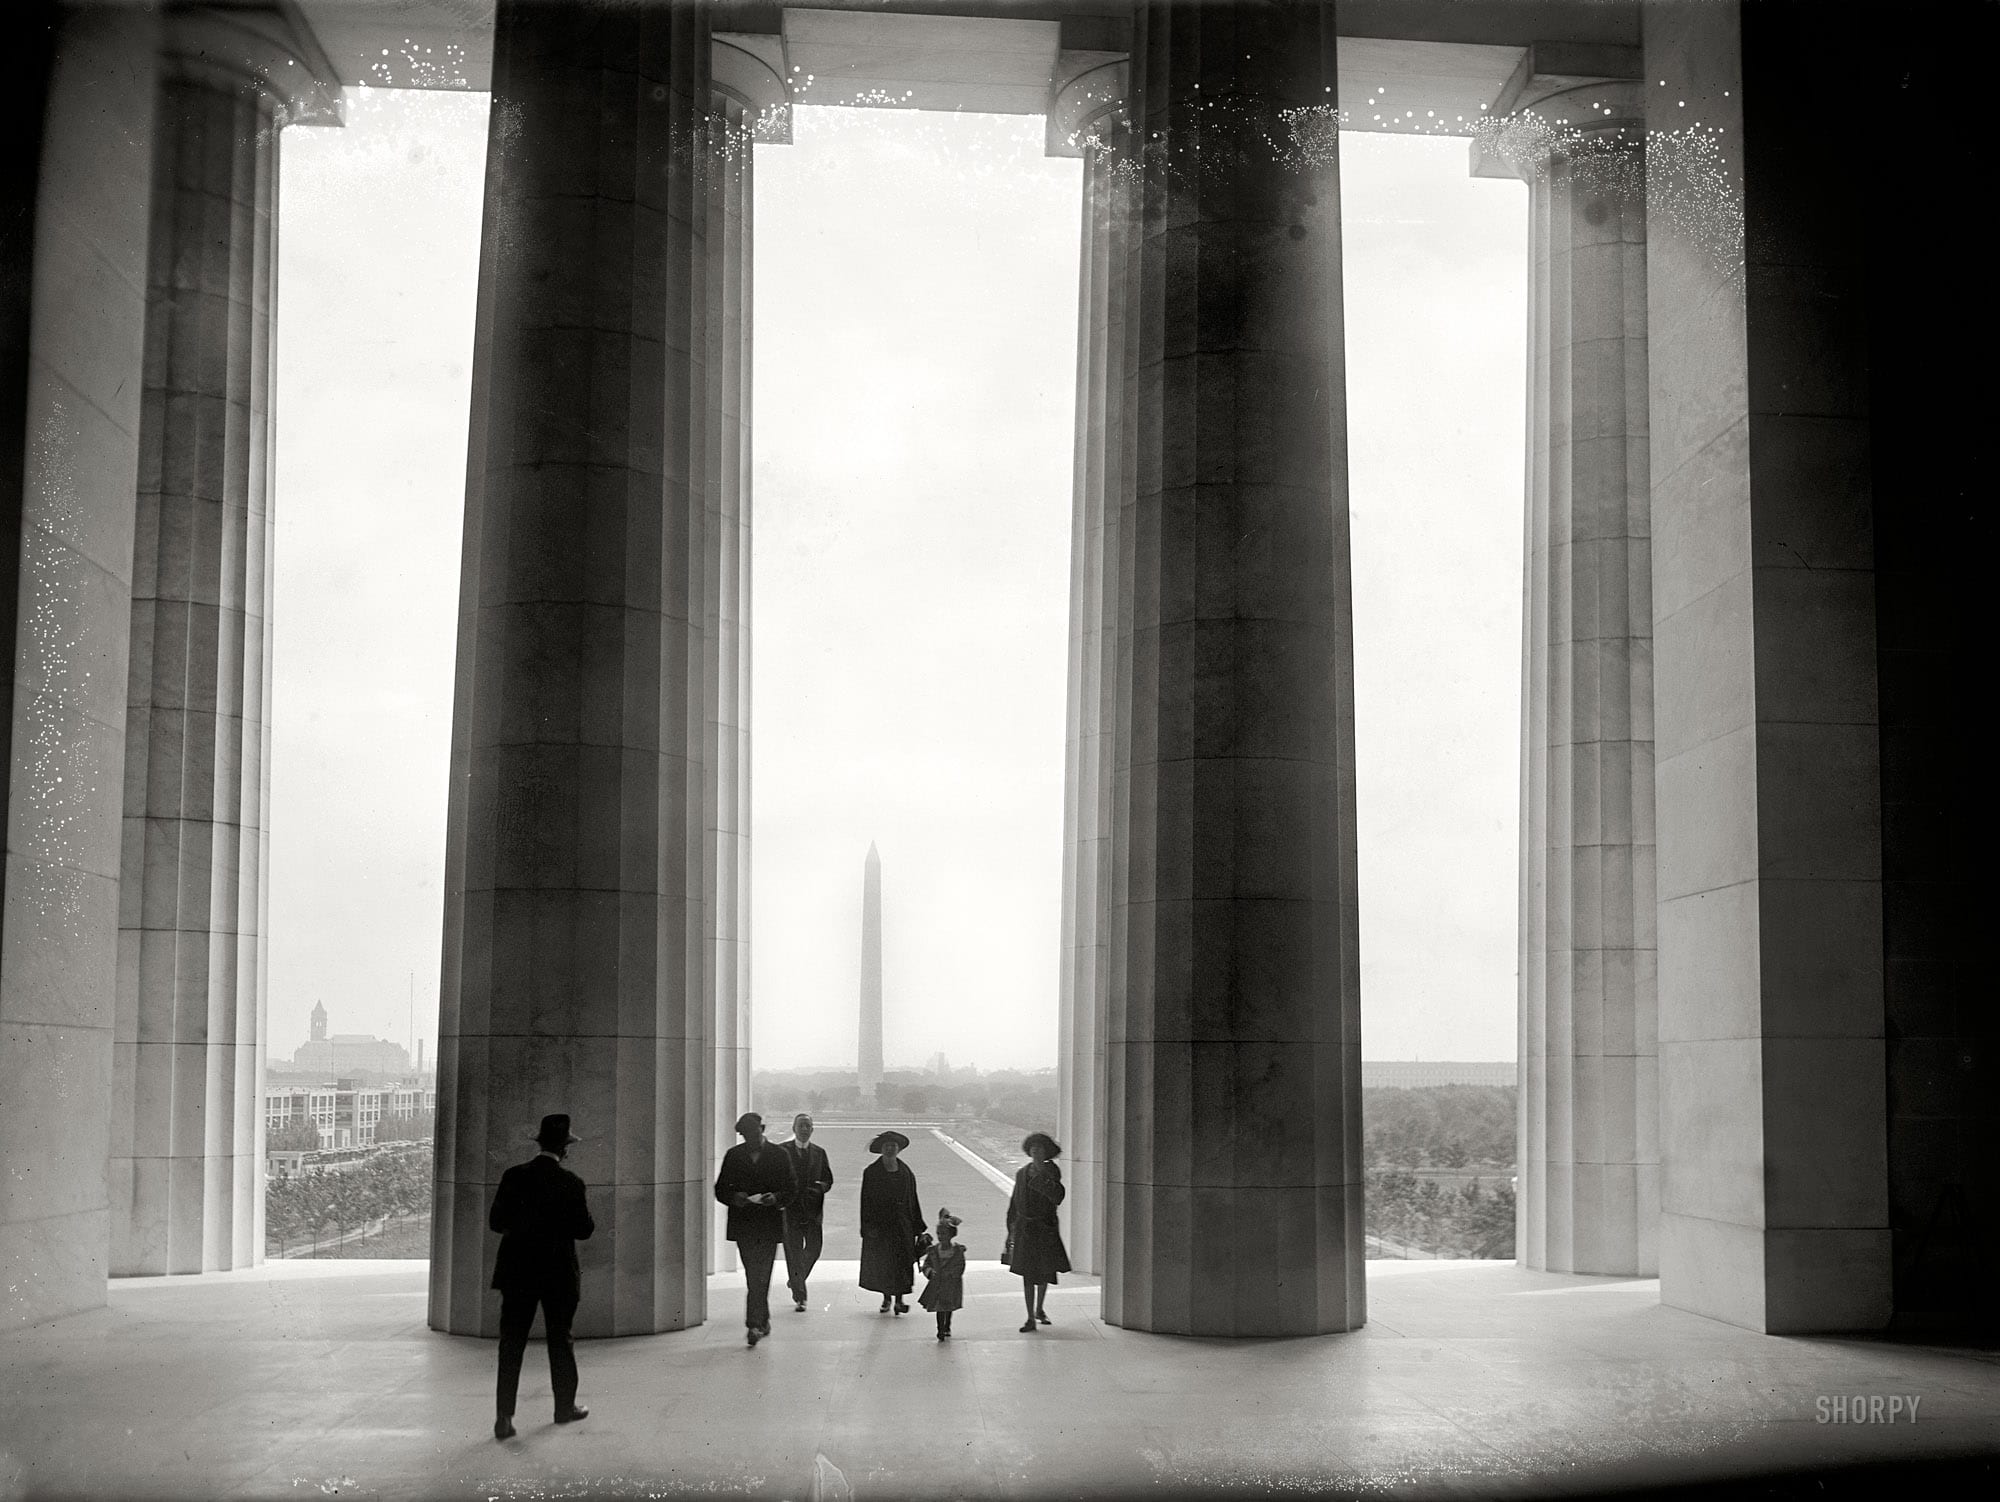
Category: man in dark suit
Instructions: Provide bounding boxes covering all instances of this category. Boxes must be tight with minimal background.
[489,1113,595,1440]
[780,1111,834,1311]
[713,1111,796,1345]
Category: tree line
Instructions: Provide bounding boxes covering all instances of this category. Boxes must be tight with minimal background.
[265,1144,433,1254]
[753,1071,1059,1135]
[258,1085,1518,1257]
[1363,1085,1517,1257]
[1363,1085,1514,1169]
[1369,1169,1515,1257]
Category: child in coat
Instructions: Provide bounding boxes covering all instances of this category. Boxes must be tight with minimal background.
[918,1208,966,1339]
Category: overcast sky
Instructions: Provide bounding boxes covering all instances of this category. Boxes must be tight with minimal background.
[270,92,1525,1073]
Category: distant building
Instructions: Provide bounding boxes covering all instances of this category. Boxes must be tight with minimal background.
[266,1081,435,1153]
[928,1051,951,1078]
[282,1003,414,1081]
[1363,1061,1517,1089]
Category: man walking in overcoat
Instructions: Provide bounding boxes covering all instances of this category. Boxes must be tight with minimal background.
[713,1111,796,1345]
[780,1112,834,1310]
[489,1113,595,1439]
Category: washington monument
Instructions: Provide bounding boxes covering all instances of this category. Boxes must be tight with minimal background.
[858,842,883,1099]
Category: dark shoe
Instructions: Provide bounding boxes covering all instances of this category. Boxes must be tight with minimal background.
[879,1298,891,1313]
[937,1330,947,1341]
[894,1299,909,1315]
[747,1325,763,1346]
[795,1300,807,1312]
[1036,1311,1051,1325]
[494,1416,515,1441]
[1020,1320,1038,1333]
[554,1405,588,1424]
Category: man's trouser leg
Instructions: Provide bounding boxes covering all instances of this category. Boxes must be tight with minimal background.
[742,1239,776,1329]
[783,1216,822,1301]
[496,1289,536,1418]
[544,1294,579,1414]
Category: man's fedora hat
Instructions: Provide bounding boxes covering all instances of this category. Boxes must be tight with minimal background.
[533,1114,580,1147]
[869,1130,911,1153]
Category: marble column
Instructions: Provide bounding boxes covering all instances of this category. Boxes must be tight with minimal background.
[431,0,716,1338]
[1643,0,1888,1333]
[1,2,157,1328]
[1101,0,1364,1337]
[109,4,338,1277]
[1477,82,1658,1277]
[704,30,783,1275]
[1054,93,1128,1278]
[702,90,755,1278]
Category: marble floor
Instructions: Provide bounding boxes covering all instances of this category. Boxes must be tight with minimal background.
[2,1259,1996,1500]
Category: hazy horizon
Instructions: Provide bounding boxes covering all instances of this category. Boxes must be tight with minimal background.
[270,93,1526,1076]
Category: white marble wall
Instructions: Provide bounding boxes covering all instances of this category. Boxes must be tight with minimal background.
[1643,0,1888,1333]
[0,4,158,1330]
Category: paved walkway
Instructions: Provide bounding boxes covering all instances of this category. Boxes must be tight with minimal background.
[2,1260,1996,1499]
[808,1126,1013,1265]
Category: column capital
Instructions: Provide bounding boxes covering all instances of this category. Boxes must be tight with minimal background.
[161,1,343,125]
[713,31,793,144]
[1471,78,1644,182]
[1046,51,1128,159]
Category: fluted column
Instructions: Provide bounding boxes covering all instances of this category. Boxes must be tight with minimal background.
[2,2,158,1328]
[1102,0,1363,1337]
[703,91,754,1276]
[109,4,338,1277]
[1478,82,1658,1276]
[431,0,714,1338]
[1056,109,1128,1278]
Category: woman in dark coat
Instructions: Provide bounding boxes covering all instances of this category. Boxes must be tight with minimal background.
[1005,1131,1070,1332]
[858,1130,925,1314]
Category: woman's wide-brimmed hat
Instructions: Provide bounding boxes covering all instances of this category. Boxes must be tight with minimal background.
[532,1114,581,1147]
[1022,1131,1062,1159]
[869,1130,911,1153]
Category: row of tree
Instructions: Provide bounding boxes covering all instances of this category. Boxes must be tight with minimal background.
[751,1077,1514,1179]
[1362,1085,1515,1170]
[375,1109,436,1143]
[1367,1169,1515,1258]
[753,1074,1058,1134]
[265,1145,433,1254]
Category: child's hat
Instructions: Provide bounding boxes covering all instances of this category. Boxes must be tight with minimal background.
[936,1207,961,1231]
